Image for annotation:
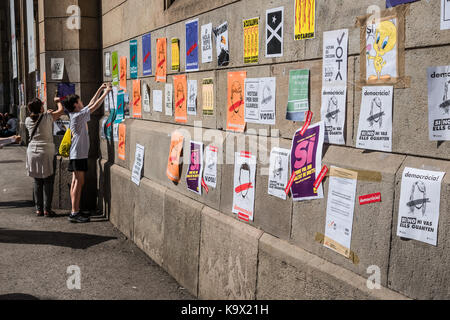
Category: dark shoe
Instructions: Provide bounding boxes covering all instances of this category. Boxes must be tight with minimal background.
[44,211,57,218]
[36,211,44,217]
[68,212,90,223]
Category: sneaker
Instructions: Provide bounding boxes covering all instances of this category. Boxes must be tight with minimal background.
[68,212,90,223]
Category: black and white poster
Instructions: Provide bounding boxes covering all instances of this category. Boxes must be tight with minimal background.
[51,58,64,80]
[105,52,111,77]
[165,83,173,116]
[427,66,450,141]
[244,77,276,125]
[322,29,348,86]
[265,7,284,58]
[187,79,197,115]
[397,167,445,246]
[142,82,150,113]
[321,86,346,145]
[213,22,230,67]
[232,151,256,222]
[268,147,290,200]
[131,144,145,186]
[203,145,218,189]
[201,23,213,63]
[356,86,393,152]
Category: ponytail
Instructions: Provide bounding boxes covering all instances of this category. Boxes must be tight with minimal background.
[27,98,43,122]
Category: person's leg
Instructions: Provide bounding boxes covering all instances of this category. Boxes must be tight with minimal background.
[34,178,44,216]
[69,169,89,223]
[44,156,57,216]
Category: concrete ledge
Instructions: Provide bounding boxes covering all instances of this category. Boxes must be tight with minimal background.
[199,206,263,300]
[257,233,408,300]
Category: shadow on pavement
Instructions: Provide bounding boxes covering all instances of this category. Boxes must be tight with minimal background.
[0,294,40,300]
[0,200,34,209]
[0,228,117,250]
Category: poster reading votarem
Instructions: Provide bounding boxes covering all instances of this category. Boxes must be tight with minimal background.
[427,66,450,141]
[397,167,446,246]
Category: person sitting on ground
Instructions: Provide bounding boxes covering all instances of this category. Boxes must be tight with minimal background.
[4,113,18,137]
[25,97,65,217]
[0,135,21,149]
[64,83,112,223]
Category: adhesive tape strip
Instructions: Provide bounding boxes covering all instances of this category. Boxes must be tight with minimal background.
[315,232,360,265]
[327,169,382,183]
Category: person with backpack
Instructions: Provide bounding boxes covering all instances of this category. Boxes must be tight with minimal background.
[25,97,65,217]
[63,83,112,223]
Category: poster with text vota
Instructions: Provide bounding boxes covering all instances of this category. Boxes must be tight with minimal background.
[397,167,446,246]
[323,29,348,86]
[294,0,315,40]
[427,66,450,141]
[321,86,346,145]
[187,80,198,116]
[130,39,138,79]
[244,77,276,125]
[142,33,152,76]
[266,7,284,58]
[203,145,218,189]
[186,141,204,195]
[356,86,393,152]
[213,22,230,67]
[243,17,259,64]
[268,147,290,200]
[232,151,257,222]
[186,19,199,72]
[201,23,213,63]
[112,51,119,86]
[290,121,325,201]
[286,69,309,121]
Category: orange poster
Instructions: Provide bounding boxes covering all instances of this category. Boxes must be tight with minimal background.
[120,56,127,91]
[173,74,187,123]
[166,131,184,182]
[156,38,167,83]
[132,79,142,118]
[226,71,247,132]
[118,123,126,160]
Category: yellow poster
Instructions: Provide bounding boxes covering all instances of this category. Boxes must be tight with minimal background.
[202,78,214,116]
[243,17,259,64]
[171,38,180,72]
[294,0,315,40]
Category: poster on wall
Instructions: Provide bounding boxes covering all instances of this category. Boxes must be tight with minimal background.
[120,56,127,91]
[187,80,198,116]
[131,144,145,186]
[227,71,247,132]
[323,29,348,86]
[321,86,346,145]
[244,77,276,125]
[53,120,70,136]
[104,90,110,113]
[243,17,259,64]
[186,19,199,72]
[213,22,230,67]
[104,52,111,77]
[232,151,257,222]
[290,121,325,201]
[167,131,184,183]
[294,0,315,40]
[100,118,107,139]
[186,141,204,195]
[266,7,284,58]
[10,0,17,79]
[386,0,419,8]
[397,167,446,246]
[142,33,152,76]
[165,83,173,116]
[105,109,116,141]
[268,147,290,200]
[156,38,167,83]
[113,123,119,142]
[356,86,393,152]
[286,69,309,121]
[51,57,64,82]
[57,83,75,100]
[132,80,142,118]
[26,0,36,73]
[115,90,125,123]
[202,78,214,116]
[142,82,150,113]
[171,38,180,72]
[112,51,119,85]
[201,23,213,63]
[173,74,188,123]
[118,123,126,160]
[427,66,450,141]
[130,40,138,79]
[324,166,358,258]
[153,90,163,113]
[442,0,450,30]
[203,145,218,189]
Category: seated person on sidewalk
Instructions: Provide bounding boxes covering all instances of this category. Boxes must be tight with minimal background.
[4,113,18,137]
[64,83,112,223]
[25,97,65,217]
[0,135,21,148]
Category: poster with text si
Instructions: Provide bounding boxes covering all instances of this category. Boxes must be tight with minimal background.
[186,19,199,72]
[290,121,325,201]
[130,39,138,79]
[132,79,142,118]
[323,29,348,86]
[171,38,180,72]
[356,86,393,152]
[397,167,446,246]
[186,141,204,195]
[26,0,36,73]
[243,17,259,64]
[104,52,111,77]
[165,83,173,116]
[213,22,230,67]
[118,123,126,160]
[266,7,284,58]
[442,0,450,30]
[427,66,450,141]
[142,33,152,76]
[203,145,218,188]
[232,152,257,222]
[131,144,145,186]
[156,38,167,83]
[153,90,163,113]
[187,80,198,115]
[167,131,184,182]
[142,82,151,113]
[202,78,214,116]
[227,71,247,132]
[268,147,290,200]
[51,58,65,80]
[201,23,213,63]
[174,74,188,123]
[120,56,127,91]
[112,51,119,85]
[321,86,346,145]
[10,0,17,79]
[286,69,309,121]
[294,0,315,40]
[244,77,276,125]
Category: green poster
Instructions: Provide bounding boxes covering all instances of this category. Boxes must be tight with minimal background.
[112,51,119,86]
[286,69,309,121]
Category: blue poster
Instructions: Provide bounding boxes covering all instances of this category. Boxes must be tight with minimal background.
[130,40,138,79]
[115,90,125,123]
[105,108,116,140]
[185,19,199,72]
[142,33,152,76]
[57,83,75,100]
[386,0,419,8]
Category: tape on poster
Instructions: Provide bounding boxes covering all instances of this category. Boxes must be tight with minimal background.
[313,165,328,192]
[359,192,381,205]
[285,172,296,195]
[299,111,313,136]
[315,233,360,265]
[201,177,209,194]
[238,212,249,222]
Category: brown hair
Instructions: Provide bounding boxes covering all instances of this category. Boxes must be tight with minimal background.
[64,94,80,113]
[27,98,43,122]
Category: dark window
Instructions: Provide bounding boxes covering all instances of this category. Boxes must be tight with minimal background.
[164,0,176,10]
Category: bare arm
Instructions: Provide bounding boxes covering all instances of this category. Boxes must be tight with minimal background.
[48,97,65,121]
[89,84,106,106]
[89,84,112,114]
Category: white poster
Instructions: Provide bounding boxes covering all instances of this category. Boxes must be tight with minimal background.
[321,86,346,145]
[356,86,393,152]
[232,151,256,222]
[441,0,450,30]
[113,122,119,142]
[244,77,276,125]
[26,0,36,73]
[165,83,173,116]
[142,82,150,113]
[324,166,358,258]
[187,80,197,115]
[100,118,106,139]
[51,58,64,80]
[131,144,145,186]
[397,167,446,246]
[323,29,348,86]
[213,21,230,67]
[105,52,111,77]
[427,66,450,141]
[113,86,118,110]
[153,90,163,112]
[104,91,110,113]
[10,0,17,79]
[201,23,213,63]
[265,7,284,58]
[203,145,218,189]
[268,147,290,200]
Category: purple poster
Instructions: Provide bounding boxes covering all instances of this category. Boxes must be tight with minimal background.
[186,141,203,195]
[290,121,325,201]
[57,83,75,100]
[142,33,152,76]
[386,0,419,8]
[185,19,199,72]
